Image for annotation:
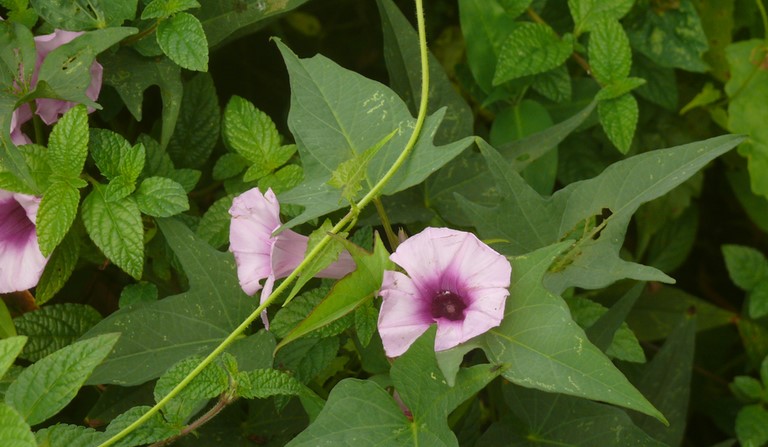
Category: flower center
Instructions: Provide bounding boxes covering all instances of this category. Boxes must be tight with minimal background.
[431,290,467,321]
[0,197,34,248]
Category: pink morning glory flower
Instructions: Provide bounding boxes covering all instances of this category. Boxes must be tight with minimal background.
[0,190,48,293]
[8,28,103,141]
[377,227,512,357]
[229,187,356,326]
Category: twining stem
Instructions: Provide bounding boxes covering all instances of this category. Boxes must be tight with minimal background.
[95,0,430,445]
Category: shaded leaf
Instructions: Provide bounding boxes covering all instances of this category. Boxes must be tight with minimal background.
[14,303,102,362]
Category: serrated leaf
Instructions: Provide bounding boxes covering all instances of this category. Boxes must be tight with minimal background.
[89,130,145,184]
[596,77,647,101]
[168,168,200,192]
[34,424,104,447]
[569,0,634,34]
[47,105,88,179]
[0,337,26,380]
[157,12,208,72]
[167,72,220,168]
[736,405,768,447]
[328,130,395,203]
[598,92,638,153]
[731,376,764,402]
[237,368,307,399]
[212,153,247,181]
[142,0,200,19]
[83,218,259,386]
[34,28,137,109]
[461,135,742,293]
[0,403,35,447]
[258,164,303,194]
[82,184,144,279]
[589,19,632,85]
[4,333,119,425]
[722,245,768,291]
[494,23,573,84]
[275,337,339,384]
[154,355,228,425]
[531,64,572,103]
[749,282,768,319]
[103,406,178,447]
[101,49,182,148]
[196,194,234,249]
[625,0,708,72]
[481,243,665,422]
[277,235,391,351]
[36,181,79,256]
[275,40,472,229]
[134,176,189,217]
[35,230,80,305]
[221,96,282,166]
[354,300,378,347]
[119,282,158,308]
[14,304,102,362]
[457,0,515,92]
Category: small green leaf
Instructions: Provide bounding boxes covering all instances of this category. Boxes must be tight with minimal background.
[354,300,378,347]
[103,406,178,447]
[0,403,35,447]
[258,164,303,193]
[749,282,768,320]
[157,12,208,72]
[36,181,79,257]
[457,0,515,91]
[0,337,26,380]
[327,129,396,203]
[35,230,80,305]
[134,176,189,217]
[494,23,573,84]
[47,105,88,179]
[731,376,764,402]
[4,333,119,425]
[142,0,201,19]
[589,19,632,85]
[236,368,308,399]
[596,77,647,101]
[82,184,144,279]
[90,130,146,184]
[736,404,768,447]
[212,153,247,181]
[154,356,228,425]
[14,304,102,362]
[569,0,634,34]
[598,93,638,153]
[222,96,282,166]
[722,245,768,291]
[680,82,722,114]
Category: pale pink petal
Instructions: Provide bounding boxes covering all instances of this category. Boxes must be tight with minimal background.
[0,191,47,293]
[317,250,356,279]
[433,319,468,352]
[271,229,309,278]
[378,271,433,357]
[260,274,276,329]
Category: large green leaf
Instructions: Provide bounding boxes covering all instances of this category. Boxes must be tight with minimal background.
[101,48,182,148]
[29,0,136,29]
[4,333,119,425]
[166,72,220,168]
[457,0,515,92]
[481,243,665,422]
[274,40,472,229]
[477,383,667,446]
[287,328,502,446]
[82,218,259,386]
[376,0,473,145]
[459,134,743,293]
[0,403,35,447]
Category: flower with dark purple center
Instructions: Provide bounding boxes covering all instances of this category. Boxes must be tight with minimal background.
[377,227,512,357]
[0,190,47,293]
[229,188,356,327]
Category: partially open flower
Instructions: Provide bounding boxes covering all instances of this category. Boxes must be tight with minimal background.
[0,190,47,293]
[229,188,356,326]
[377,227,512,357]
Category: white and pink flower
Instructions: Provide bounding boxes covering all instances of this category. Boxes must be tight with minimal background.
[377,227,512,357]
[229,188,356,327]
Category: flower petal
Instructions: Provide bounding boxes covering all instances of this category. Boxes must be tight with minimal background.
[378,271,433,357]
[0,192,47,293]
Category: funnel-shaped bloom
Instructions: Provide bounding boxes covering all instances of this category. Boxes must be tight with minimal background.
[0,190,47,293]
[229,188,356,326]
[377,227,512,357]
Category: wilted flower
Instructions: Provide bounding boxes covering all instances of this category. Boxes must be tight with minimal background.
[0,190,47,293]
[377,227,512,357]
[229,188,356,326]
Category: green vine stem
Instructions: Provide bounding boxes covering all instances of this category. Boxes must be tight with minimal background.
[95,0,430,445]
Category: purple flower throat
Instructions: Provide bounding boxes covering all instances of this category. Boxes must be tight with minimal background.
[431,290,467,321]
[0,198,34,248]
